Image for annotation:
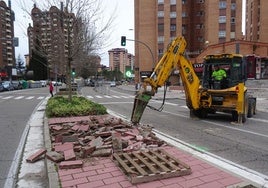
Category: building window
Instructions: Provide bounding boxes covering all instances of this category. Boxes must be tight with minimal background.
[158,11,164,17]
[170,24,176,31]
[158,0,164,4]
[182,0,186,4]
[231,3,236,10]
[182,24,187,34]
[219,1,226,9]
[170,0,176,5]
[197,0,204,3]
[196,24,204,29]
[230,32,235,39]
[170,12,176,18]
[196,11,204,16]
[218,30,226,38]
[182,12,187,18]
[231,17,235,24]
[158,24,164,31]
[219,16,226,23]
[158,36,164,43]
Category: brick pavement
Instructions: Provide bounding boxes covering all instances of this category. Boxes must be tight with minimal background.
[47,116,254,188]
[58,144,245,188]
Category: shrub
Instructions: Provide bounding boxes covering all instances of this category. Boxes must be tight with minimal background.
[46,96,107,118]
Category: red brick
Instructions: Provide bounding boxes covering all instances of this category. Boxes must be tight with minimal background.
[55,142,73,152]
[61,177,88,187]
[218,176,243,186]
[77,181,105,188]
[60,175,73,181]
[58,168,83,177]
[71,124,80,131]
[92,183,122,188]
[82,164,105,172]
[72,170,98,179]
[26,148,47,163]
[51,125,63,131]
[197,181,225,188]
[96,166,119,174]
[199,173,222,183]
[103,175,127,184]
[87,173,113,182]
[78,125,89,132]
[82,146,96,158]
[59,160,83,169]
[64,149,76,161]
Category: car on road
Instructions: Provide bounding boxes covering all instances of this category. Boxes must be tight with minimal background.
[110,81,116,87]
[12,80,23,90]
[1,81,14,91]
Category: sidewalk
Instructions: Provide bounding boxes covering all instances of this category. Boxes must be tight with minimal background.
[14,82,268,188]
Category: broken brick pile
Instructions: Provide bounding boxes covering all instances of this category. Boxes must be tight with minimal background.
[26,114,167,170]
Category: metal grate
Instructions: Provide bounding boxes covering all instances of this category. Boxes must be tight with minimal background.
[113,149,192,184]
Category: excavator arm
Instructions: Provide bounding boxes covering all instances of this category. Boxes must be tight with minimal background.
[131,36,201,124]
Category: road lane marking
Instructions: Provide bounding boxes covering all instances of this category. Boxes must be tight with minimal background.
[15,96,24,99]
[26,96,35,99]
[2,96,13,99]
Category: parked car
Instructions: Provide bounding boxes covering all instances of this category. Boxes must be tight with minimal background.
[0,83,4,92]
[40,80,47,87]
[12,80,23,90]
[52,81,63,86]
[1,81,14,91]
[110,81,116,87]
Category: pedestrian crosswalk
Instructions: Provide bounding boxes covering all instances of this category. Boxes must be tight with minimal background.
[0,94,134,101]
[0,95,47,100]
[86,95,134,99]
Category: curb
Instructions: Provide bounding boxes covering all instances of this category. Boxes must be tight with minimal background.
[44,114,60,188]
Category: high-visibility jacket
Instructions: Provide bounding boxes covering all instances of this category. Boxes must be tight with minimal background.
[212,69,226,81]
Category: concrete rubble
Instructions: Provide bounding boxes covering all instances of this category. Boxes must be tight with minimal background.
[26,114,167,170]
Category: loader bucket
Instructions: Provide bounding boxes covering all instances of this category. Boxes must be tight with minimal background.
[131,92,152,125]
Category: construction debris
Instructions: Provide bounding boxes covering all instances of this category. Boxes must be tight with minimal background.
[43,114,191,183]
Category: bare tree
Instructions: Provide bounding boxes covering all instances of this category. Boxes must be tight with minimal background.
[17,0,116,100]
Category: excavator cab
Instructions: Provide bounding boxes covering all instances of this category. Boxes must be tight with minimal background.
[202,54,247,90]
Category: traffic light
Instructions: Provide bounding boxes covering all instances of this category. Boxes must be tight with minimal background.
[72,68,75,76]
[121,36,126,46]
[125,66,132,78]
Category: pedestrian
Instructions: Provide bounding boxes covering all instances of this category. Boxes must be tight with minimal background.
[49,81,54,97]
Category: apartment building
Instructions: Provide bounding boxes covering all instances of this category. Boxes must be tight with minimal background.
[108,48,134,78]
[28,3,76,80]
[0,0,15,79]
[134,0,243,82]
[245,0,268,43]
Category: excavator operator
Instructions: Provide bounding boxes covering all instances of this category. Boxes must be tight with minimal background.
[211,65,227,89]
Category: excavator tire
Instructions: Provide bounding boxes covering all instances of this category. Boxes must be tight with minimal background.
[247,100,254,118]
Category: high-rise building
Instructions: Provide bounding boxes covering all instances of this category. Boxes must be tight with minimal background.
[108,48,134,79]
[134,0,243,82]
[0,0,15,79]
[245,0,268,43]
[28,3,77,80]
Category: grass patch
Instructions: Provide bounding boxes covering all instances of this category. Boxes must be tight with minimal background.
[46,96,107,118]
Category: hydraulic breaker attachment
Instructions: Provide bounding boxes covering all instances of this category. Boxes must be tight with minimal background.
[131,91,152,125]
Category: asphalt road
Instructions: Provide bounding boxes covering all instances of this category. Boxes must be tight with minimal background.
[0,87,49,188]
[81,85,268,178]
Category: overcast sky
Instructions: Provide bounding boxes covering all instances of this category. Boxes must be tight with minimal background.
[10,0,244,66]
[11,0,134,66]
